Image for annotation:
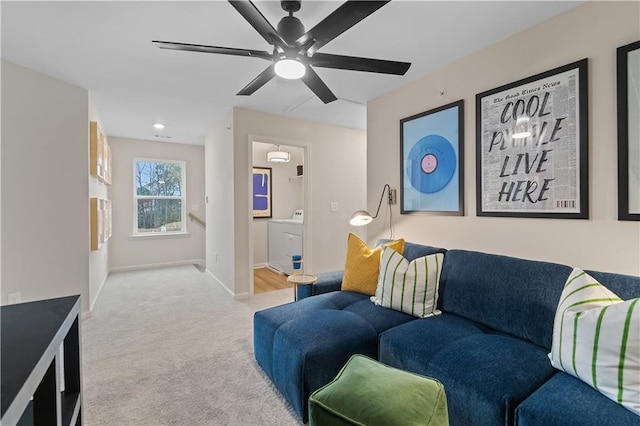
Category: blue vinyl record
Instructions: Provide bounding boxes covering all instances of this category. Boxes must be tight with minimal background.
[406,135,456,194]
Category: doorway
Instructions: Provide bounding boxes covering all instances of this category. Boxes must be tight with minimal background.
[250,138,309,295]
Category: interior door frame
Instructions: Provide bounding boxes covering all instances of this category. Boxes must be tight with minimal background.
[247,134,312,295]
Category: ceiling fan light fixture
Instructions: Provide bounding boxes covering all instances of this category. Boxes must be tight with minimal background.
[274,58,306,80]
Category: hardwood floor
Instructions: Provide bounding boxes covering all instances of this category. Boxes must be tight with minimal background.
[254,267,294,294]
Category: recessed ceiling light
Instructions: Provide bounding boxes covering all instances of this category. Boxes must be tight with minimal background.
[153,123,165,130]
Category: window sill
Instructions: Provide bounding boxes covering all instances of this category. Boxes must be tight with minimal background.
[129,232,191,241]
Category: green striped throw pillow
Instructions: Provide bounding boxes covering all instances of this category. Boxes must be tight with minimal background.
[372,247,444,318]
[548,268,640,415]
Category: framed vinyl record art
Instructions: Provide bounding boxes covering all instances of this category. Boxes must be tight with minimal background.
[400,100,464,215]
[476,59,589,219]
[617,40,640,221]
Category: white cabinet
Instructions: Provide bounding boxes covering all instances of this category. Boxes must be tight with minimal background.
[268,220,303,275]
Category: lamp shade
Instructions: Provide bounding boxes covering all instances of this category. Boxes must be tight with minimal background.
[267,150,290,163]
[349,210,374,226]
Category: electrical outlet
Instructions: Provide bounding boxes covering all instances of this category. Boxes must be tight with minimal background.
[8,293,21,304]
[330,202,339,212]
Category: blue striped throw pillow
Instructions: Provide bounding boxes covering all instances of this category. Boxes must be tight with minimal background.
[372,246,444,318]
[549,268,640,415]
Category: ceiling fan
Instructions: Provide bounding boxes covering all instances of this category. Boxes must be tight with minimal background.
[152,0,410,104]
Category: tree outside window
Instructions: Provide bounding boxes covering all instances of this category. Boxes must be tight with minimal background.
[134,159,185,234]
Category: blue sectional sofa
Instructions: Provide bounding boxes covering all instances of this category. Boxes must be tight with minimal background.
[253,241,640,424]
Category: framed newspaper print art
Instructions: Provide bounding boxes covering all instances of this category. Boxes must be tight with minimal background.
[476,59,589,219]
[617,41,640,221]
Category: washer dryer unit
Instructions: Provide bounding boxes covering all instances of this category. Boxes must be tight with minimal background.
[268,210,303,275]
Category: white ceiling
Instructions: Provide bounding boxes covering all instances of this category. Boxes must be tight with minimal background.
[1,1,580,145]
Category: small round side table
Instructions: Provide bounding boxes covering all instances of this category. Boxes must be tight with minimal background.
[287,273,318,301]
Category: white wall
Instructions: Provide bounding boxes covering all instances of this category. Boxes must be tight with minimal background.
[252,142,304,266]
[88,99,110,311]
[109,137,205,270]
[234,107,366,296]
[1,60,91,312]
[205,108,366,297]
[204,111,235,294]
[368,1,640,275]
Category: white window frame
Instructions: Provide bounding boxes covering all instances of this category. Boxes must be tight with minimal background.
[132,158,187,236]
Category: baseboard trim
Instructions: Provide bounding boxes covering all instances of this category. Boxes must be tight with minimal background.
[205,269,235,297]
[110,259,205,273]
[253,263,268,269]
[89,269,110,315]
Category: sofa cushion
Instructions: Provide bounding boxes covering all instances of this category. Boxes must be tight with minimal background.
[272,309,378,420]
[380,316,555,426]
[297,270,344,300]
[254,294,348,379]
[585,269,640,300]
[378,239,447,262]
[341,233,404,296]
[379,314,490,372]
[426,334,555,425]
[549,268,640,415]
[515,373,640,425]
[373,247,444,318]
[439,249,572,349]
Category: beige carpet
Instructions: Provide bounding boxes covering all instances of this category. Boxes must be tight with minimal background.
[82,265,299,425]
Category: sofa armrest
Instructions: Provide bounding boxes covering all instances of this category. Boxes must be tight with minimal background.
[296,271,344,301]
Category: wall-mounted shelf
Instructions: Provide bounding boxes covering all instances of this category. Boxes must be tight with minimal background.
[91,197,112,250]
[90,121,112,185]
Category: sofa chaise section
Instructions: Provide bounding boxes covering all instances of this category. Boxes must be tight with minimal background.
[253,291,415,421]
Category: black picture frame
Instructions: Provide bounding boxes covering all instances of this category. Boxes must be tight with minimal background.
[617,40,640,221]
[476,59,589,219]
[252,166,272,218]
[400,100,464,215]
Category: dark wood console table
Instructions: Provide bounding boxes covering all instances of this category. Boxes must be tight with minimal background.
[1,295,82,425]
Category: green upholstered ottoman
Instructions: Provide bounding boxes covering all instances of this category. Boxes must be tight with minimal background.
[308,354,449,426]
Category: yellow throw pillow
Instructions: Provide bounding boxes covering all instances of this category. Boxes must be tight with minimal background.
[341,233,405,296]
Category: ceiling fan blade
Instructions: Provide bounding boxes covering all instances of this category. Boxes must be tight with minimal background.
[309,53,410,75]
[237,65,276,96]
[296,1,389,55]
[228,1,288,49]
[301,67,338,104]
[152,41,272,60]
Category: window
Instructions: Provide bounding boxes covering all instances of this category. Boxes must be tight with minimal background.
[134,159,186,235]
